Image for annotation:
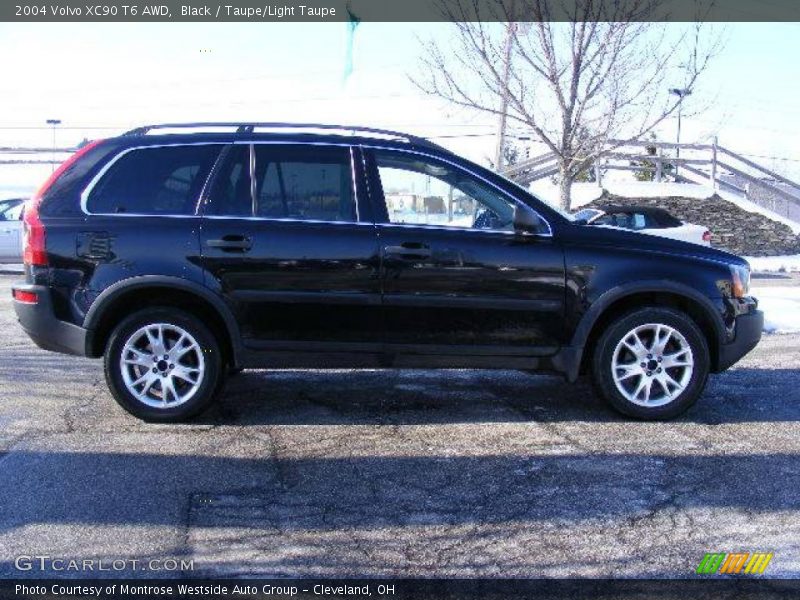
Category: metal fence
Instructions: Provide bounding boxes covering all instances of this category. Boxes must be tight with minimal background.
[503,138,800,221]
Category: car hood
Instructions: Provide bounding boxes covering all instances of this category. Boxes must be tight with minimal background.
[560,221,747,267]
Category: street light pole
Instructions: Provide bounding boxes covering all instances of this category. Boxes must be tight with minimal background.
[668,88,691,179]
[46,119,62,172]
[494,21,516,173]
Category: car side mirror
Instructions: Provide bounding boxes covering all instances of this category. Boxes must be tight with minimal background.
[513,204,546,235]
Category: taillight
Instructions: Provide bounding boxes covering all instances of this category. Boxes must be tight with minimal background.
[22,197,46,266]
[702,230,712,243]
[22,139,105,267]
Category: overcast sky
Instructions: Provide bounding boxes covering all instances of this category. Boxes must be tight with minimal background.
[1,21,799,190]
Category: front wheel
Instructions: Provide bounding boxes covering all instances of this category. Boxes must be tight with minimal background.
[104,308,223,422]
[592,307,710,420]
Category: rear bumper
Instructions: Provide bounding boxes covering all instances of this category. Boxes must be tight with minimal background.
[12,283,88,356]
[716,309,764,372]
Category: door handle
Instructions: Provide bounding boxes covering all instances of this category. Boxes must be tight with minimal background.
[384,242,431,260]
[206,235,252,252]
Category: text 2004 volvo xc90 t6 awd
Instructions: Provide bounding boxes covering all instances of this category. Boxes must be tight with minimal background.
[12,123,763,422]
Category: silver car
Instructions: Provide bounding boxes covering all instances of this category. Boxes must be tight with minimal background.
[0,198,25,261]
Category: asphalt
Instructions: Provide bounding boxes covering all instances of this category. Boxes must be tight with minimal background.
[0,272,798,579]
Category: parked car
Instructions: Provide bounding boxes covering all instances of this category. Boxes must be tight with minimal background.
[12,123,762,422]
[0,198,25,261]
[574,205,712,246]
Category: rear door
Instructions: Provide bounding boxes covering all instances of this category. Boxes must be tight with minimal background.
[199,143,382,355]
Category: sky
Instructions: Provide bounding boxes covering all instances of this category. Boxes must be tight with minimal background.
[1,21,800,192]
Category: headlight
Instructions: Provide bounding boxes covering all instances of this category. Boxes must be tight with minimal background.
[729,264,750,298]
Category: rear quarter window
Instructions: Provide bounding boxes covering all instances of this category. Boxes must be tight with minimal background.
[86,145,222,215]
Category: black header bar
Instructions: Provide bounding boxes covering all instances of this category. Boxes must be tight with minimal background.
[3,579,800,600]
[4,0,800,22]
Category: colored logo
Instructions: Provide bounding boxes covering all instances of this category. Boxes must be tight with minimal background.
[696,552,773,575]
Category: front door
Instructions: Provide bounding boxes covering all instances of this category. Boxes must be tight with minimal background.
[365,148,565,354]
[200,143,381,353]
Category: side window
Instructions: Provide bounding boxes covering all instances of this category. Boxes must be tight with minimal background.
[631,213,647,229]
[206,145,356,222]
[596,212,646,229]
[253,145,355,222]
[375,151,516,232]
[207,145,251,217]
[0,201,23,221]
[87,145,221,215]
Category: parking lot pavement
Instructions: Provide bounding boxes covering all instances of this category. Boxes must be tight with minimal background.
[0,272,798,579]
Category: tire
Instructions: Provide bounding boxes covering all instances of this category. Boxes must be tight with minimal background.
[104,307,224,422]
[591,307,710,420]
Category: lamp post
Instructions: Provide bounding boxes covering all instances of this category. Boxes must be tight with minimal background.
[46,119,61,172]
[668,88,691,179]
[494,21,516,172]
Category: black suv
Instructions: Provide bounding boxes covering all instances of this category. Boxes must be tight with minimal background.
[12,122,763,422]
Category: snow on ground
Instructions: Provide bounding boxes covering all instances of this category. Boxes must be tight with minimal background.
[0,163,53,200]
[752,286,800,334]
[0,186,36,200]
[530,181,800,234]
[746,255,800,273]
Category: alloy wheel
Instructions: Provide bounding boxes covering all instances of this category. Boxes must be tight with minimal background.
[610,322,694,407]
[119,323,205,408]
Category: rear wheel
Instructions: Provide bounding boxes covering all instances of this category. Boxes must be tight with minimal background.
[104,308,223,422]
[592,307,710,420]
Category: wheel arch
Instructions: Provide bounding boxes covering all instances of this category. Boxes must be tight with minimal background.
[565,281,725,382]
[84,276,243,368]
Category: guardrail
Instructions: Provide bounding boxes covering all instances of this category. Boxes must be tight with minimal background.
[503,138,800,219]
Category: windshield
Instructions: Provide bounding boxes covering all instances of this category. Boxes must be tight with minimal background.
[573,208,603,223]
[498,176,576,222]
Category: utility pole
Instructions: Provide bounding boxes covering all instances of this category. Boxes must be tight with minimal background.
[493,21,516,173]
[46,118,61,172]
[669,88,691,179]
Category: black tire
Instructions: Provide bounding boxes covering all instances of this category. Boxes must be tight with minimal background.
[591,307,710,420]
[104,308,224,422]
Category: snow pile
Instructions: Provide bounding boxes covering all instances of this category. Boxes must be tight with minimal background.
[752,286,800,334]
[745,255,800,273]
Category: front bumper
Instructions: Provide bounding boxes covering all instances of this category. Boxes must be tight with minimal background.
[12,283,88,356]
[716,308,764,372]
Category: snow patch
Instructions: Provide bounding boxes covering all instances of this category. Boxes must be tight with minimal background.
[0,186,36,200]
[745,255,800,273]
[752,286,800,334]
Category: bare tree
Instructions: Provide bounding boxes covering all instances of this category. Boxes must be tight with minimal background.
[415,0,723,210]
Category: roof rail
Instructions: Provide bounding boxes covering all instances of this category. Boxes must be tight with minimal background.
[122,122,445,151]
